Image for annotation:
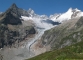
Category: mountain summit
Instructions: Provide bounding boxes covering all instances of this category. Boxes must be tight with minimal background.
[10,3,18,8]
[49,8,83,23]
[0,3,22,25]
[0,3,30,25]
[6,3,30,17]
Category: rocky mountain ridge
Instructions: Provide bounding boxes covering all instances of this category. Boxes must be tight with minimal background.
[0,3,36,48]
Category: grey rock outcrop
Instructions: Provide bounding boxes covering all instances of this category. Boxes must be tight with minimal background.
[40,17,83,50]
[0,3,36,48]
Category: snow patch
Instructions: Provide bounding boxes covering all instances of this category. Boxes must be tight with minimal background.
[21,16,33,20]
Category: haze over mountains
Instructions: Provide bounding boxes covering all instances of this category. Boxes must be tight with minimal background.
[0,3,83,60]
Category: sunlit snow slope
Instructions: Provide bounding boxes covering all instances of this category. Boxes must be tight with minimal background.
[49,8,83,23]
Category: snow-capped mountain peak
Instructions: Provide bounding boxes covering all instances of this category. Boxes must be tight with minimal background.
[73,8,81,12]
[51,8,73,22]
[28,8,34,13]
[68,7,73,12]
[50,8,83,23]
[72,8,83,18]
[27,8,35,17]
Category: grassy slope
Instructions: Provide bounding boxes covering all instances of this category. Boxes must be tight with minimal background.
[27,40,83,60]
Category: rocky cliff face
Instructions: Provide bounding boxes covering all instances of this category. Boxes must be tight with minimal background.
[40,17,83,50]
[0,3,30,25]
[0,3,36,48]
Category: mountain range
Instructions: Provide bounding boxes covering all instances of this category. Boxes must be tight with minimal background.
[1,4,83,26]
[0,3,83,60]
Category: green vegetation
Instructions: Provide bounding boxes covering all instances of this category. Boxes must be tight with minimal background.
[27,40,83,60]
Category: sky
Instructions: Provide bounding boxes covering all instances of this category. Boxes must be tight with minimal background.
[0,0,83,16]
